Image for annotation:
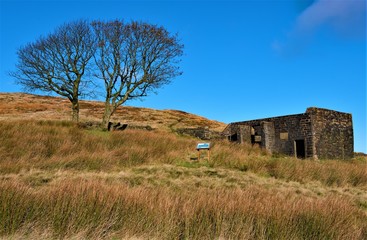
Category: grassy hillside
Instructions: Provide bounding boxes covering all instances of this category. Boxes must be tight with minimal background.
[0,93,366,239]
[0,93,226,132]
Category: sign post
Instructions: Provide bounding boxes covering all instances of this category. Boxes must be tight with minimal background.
[196,143,211,161]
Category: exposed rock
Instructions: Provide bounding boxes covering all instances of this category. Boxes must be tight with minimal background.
[108,122,128,131]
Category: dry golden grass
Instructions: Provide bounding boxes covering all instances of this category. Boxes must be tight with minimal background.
[0,120,366,188]
[1,178,366,239]
[0,93,367,239]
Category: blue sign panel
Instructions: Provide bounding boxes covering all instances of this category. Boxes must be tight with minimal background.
[197,143,210,149]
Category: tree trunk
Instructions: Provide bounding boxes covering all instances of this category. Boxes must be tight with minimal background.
[71,79,81,122]
[102,101,113,130]
[71,99,79,122]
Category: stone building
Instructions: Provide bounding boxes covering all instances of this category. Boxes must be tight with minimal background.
[223,107,353,159]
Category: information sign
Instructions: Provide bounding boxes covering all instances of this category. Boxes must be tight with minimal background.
[196,143,210,150]
[196,143,211,161]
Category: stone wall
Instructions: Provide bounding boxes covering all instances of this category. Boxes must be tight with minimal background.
[231,113,312,157]
[239,125,252,144]
[262,121,275,152]
[307,108,353,159]
[176,127,222,140]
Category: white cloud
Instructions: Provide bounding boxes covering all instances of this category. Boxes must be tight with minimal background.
[273,0,366,55]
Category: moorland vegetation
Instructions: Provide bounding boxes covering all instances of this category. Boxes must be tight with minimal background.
[0,93,366,239]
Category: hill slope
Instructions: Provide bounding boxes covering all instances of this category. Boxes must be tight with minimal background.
[0,92,366,239]
[0,93,226,132]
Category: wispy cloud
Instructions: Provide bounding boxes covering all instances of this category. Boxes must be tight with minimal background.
[274,0,366,55]
[296,0,366,37]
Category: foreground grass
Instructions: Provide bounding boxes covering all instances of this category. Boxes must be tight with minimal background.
[1,179,366,239]
[0,120,366,239]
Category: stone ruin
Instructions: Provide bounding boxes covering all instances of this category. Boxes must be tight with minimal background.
[176,127,222,140]
[223,107,354,159]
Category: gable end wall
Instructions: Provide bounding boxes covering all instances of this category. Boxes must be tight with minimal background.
[307,108,353,159]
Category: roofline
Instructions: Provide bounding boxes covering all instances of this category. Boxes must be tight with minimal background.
[227,107,352,126]
[229,112,307,125]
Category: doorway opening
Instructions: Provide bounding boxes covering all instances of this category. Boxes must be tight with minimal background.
[294,139,305,159]
[228,133,238,142]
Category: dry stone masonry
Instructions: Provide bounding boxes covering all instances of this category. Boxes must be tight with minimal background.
[176,127,222,140]
[223,107,353,159]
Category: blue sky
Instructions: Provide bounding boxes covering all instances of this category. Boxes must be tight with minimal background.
[0,0,366,153]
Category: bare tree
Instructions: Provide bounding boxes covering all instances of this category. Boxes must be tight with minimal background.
[92,20,183,129]
[11,20,95,122]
